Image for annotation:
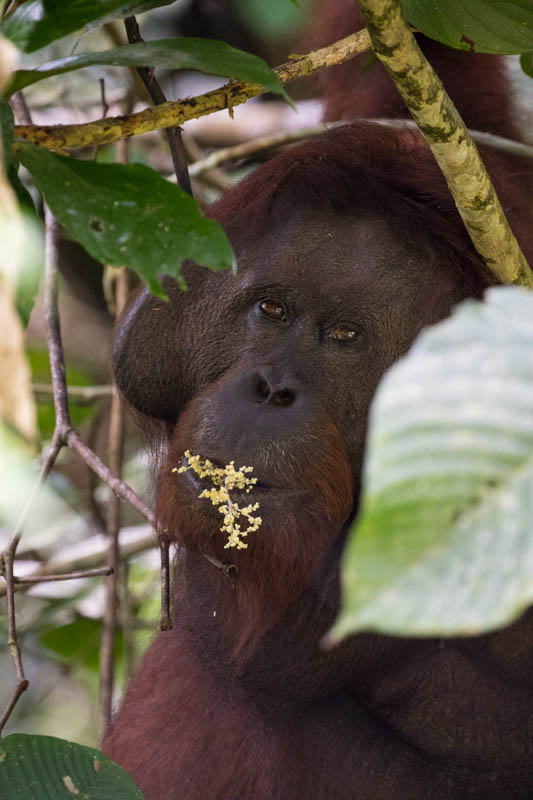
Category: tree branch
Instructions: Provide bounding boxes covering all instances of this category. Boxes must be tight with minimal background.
[32,383,115,400]
[99,266,129,729]
[13,30,372,151]
[358,0,533,288]
[124,15,192,195]
[13,567,113,583]
[187,123,340,177]
[188,119,533,178]
[0,525,156,599]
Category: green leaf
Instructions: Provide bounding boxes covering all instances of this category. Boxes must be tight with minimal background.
[29,349,99,437]
[0,174,43,324]
[14,213,43,326]
[8,37,288,101]
[0,0,177,53]
[331,286,533,641]
[7,164,42,326]
[41,615,123,671]
[0,734,144,799]
[401,0,533,54]
[0,100,14,169]
[8,164,36,213]
[18,144,234,297]
[520,51,533,78]
[235,0,309,41]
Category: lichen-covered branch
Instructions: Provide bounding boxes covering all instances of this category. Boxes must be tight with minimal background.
[13,29,371,151]
[357,0,533,288]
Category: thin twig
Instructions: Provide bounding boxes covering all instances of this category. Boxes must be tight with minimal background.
[0,526,156,599]
[124,15,192,195]
[32,383,115,399]
[10,90,31,125]
[117,561,137,679]
[188,119,533,179]
[43,207,71,428]
[91,78,109,159]
[2,0,30,18]
[99,77,109,119]
[0,681,28,735]
[368,119,533,161]
[0,547,29,736]
[158,533,172,631]
[4,431,63,559]
[188,124,336,177]
[66,429,154,523]
[182,134,232,191]
[14,29,372,150]
[13,567,113,584]
[100,267,129,729]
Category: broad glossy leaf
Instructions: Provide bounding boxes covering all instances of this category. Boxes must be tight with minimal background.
[19,144,234,297]
[331,286,533,641]
[0,734,144,799]
[0,100,14,168]
[8,38,288,100]
[0,0,176,53]
[402,0,533,54]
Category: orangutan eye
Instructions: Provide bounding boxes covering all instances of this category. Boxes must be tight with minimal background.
[259,300,286,321]
[329,325,359,342]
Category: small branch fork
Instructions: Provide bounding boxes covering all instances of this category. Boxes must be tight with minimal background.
[0,204,156,736]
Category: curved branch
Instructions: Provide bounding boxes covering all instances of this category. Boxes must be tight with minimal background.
[187,120,533,178]
[358,0,533,288]
[13,30,371,151]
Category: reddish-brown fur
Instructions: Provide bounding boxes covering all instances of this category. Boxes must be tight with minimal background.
[104,5,533,797]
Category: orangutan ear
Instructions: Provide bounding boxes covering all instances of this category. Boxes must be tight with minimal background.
[112,283,186,421]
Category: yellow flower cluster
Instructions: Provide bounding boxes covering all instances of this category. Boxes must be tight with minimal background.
[173,450,262,550]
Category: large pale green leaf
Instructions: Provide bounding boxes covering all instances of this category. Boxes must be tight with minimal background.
[19,144,234,297]
[331,286,533,642]
[402,0,533,54]
[0,0,177,53]
[8,38,288,100]
[0,734,144,799]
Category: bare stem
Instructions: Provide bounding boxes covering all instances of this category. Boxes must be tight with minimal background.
[188,124,340,177]
[0,526,156,599]
[66,429,154,524]
[32,383,115,399]
[99,267,129,730]
[13,567,113,583]
[158,534,172,631]
[10,90,31,125]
